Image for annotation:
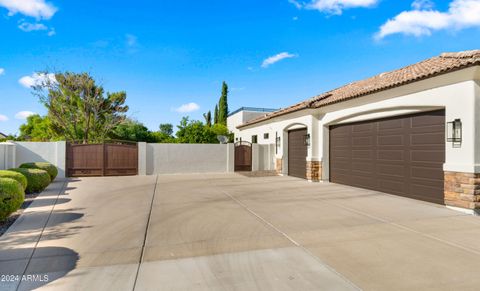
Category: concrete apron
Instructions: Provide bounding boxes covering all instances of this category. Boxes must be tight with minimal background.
[4,173,480,290]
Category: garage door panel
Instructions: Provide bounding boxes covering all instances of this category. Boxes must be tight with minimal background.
[411,132,445,146]
[378,180,406,195]
[351,161,374,173]
[352,150,372,159]
[352,123,373,132]
[378,119,404,130]
[330,110,445,204]
[411,150,443,162]
[352,136,373,147]
[377,164,404,177]
[377,135,404,146]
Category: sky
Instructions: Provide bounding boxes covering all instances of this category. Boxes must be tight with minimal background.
[0,0,479,135]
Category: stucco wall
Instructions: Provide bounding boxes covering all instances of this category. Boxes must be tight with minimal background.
[0,143,15,170]
[237,67,480,178]
[146,143,233,175]
[15,142,66,178]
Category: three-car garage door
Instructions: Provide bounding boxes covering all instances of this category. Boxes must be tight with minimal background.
[329,110,445,204]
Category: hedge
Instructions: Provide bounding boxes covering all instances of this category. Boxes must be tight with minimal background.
[20,162,58,181]
[0,170,28,191]
[9,168,51,194]
[0,178,25,221]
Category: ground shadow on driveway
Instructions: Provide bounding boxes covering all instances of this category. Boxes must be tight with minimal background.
[0,247,79,291]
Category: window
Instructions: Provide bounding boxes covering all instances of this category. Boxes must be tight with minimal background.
[252,135,258,144]
[264,133,269,139]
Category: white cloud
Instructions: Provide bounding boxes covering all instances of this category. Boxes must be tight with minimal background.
[0,68,4,75]
[18,21,55,36]
[0,0,57,19]
[290,0,379,15]
[411,0,435,10]
[18,21,47,32]
[14,111,36,120]
[174,102,200,113]
[0,115,8,122]
[376,0,480,39]
[262,52,298,68]
[19,72,56,88]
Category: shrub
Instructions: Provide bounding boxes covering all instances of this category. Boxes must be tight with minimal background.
[0,170,28,191]
[0,178,25,221]
[9,168,51,194]
[20,162,58,181]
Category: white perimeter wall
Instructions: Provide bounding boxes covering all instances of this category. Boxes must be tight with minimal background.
[0,141,66,178]
[15,142,66,178]
[146,143,234,175]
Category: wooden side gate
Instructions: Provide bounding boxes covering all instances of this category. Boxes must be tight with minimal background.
[234,141,252,172]
[66,142,138,177]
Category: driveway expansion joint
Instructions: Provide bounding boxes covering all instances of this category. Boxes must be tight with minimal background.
[132,175,159,291]
[219,187,361,291]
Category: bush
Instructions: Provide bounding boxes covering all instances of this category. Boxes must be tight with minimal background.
[20,162,58,181]
[0,170,28,191]
[0,178,25,221]
[9,168,51,194]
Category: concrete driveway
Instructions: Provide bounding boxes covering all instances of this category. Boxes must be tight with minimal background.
[2,174,480,290]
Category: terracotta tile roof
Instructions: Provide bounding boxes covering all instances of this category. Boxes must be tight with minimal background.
[238,50,480,129]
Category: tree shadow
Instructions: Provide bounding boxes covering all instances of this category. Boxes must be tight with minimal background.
[27,198,71,208]
[0,246,79,291]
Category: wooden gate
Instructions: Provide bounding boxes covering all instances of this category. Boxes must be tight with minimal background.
[234,141,252,172]
[66,141,138,177]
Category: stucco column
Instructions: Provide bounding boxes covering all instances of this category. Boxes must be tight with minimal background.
[444,80,480,213]
[226,143,235,173]
[55,141,66,179]
[137,142,147,175]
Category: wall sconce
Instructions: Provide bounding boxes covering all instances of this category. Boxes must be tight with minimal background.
[303,134,311,146]
[275,134,281,154]
[447,119,462,143]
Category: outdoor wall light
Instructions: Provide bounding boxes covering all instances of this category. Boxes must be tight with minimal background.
[275,135,281,154]
[304,134,311,146]
[447,119,462,143]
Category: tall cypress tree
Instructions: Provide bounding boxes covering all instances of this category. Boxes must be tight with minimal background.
[214,105,219,124]
[203,111,212,127]
[218,81,229,125]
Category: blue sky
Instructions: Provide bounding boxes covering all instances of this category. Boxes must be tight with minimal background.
[0,0,479,135]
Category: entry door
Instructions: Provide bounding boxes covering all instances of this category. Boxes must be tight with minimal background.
[288,128,308,179]
[329,110,445,204]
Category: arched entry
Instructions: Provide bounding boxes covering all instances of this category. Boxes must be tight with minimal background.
[234,141,252,171]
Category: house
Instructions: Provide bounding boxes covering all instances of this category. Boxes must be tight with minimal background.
[227,107,277,142]
[0,132,7,139]
[228,50,480,214]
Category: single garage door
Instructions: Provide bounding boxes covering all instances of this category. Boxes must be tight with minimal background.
[330,110,445,204]
[288,128,308,179]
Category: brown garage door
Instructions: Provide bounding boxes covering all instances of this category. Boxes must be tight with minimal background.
[330,110,445,204]
[288,128,308,179]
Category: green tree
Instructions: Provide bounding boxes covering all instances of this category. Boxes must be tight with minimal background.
[159,123,173,136]
[176,117,217,143]
[214,105,218,124]
[19,115,57,141]
[33,72,129,143]
[217,81,229,125]
[110,119,156,142]
[203,111,212,127]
